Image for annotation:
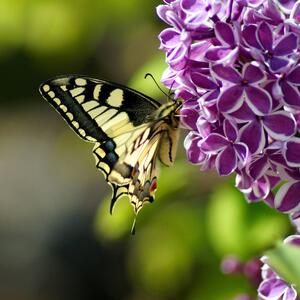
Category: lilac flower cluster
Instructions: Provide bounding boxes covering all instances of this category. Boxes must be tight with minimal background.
[157,1,300,215]
[258,235,300,300]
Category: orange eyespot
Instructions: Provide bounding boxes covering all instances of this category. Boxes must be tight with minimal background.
[150,179,157,193]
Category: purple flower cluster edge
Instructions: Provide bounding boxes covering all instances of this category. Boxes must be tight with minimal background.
[157,0,300,220]
[157,1,300,299]
[257,235,300,300]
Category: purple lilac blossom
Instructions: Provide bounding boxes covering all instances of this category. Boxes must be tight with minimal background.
[221,256,263,299]
[222,256,263,286]
[157,0,300,217]
[257,235,300,300]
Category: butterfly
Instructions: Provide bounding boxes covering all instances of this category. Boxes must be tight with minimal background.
[39,75,181,223]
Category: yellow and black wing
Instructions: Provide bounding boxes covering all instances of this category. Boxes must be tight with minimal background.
[39,75,180,215]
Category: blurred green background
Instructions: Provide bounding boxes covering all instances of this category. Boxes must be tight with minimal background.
[0,1,292,299]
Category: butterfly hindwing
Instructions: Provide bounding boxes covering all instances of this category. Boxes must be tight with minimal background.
[39,75,180,216]
[108,124,163,214]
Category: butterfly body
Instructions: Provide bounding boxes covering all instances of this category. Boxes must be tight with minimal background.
[39,75,180,214]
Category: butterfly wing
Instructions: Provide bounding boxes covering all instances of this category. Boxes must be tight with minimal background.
[39,75,179,214]
[93,118,180,214]
[94,124,161,214]
[40,75,160,140]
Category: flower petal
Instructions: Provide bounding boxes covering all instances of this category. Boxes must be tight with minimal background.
[236,169,253,192]
[269,56,290,72]
[223,118,238,141]
[201,133,228,153]
[258,278,287,298]
[180,108,198,131]
[215,22,235,46]
[263,0,284,23]
[257,22,273,51]
[243,63,265,84]
[264,192,275,208]
[196,117,212,137]
[284,137,300,167]
[284,235,300,247]
[216,146,237,176]
[190,40,211,60]
[218,86,244,113]
[283,286,297,300]
[239,120,265,154]
[274,33,298,56]
[212,64,242,83]
[245,85,272,115]
[287,65,300,85]
[167,43,188,70]
[252,176,271,200]
[185,13,210,30]
[248,154,269,180]
[161,67,177,87]
[265,81,282,111]
[277,0,295,12]
[190,72,218,90]
[281,81,300,108]
[180,0,205,14]
[203,89,220,103]
[184,133,206,164]
[275,181,300,213]
[242,24,260,48]
[263,111,296,141]
[291,211,300,232]
[229,102,256,122]
[205,46,237,63]
[201,103,219,122]
[234,143,249,167]
[156,5,182,29]
[291,1,300,21]
[159,28,180,50]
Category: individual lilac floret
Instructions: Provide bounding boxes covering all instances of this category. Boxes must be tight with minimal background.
[212,62,272,115]
[274,180,300,213]
[277,65,300,109]
[231,102,296,154]
[258,235,300,300]
[201,119,249,176]
[157,0,300,217]
[159,27,191,70]
[205,21,240,64]
[243,22,298,73]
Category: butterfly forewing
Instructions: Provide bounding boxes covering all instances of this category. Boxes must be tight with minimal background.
[39,75,180,216]
[40,76,160,141]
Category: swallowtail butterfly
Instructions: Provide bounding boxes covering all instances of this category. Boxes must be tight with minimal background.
[39,75,181,221]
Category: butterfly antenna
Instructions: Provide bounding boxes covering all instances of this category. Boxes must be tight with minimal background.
[168,80,176,103]
[144,73,169,99]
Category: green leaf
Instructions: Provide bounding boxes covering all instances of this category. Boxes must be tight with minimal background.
[266,243,300,294]
[206,183,290,258]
